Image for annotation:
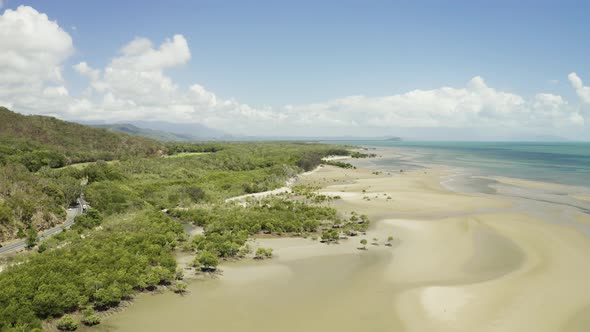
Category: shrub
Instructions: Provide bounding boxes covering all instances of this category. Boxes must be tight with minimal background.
[194,251,219,271]
[56,314,78,331]
[81,306,101,326]
[254,247,273,259]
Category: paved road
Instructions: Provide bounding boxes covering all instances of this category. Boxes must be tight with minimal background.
[0,197,87,255]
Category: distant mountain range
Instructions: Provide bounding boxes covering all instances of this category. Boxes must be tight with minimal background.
[87,121,404,142]
[235,136,403,142]
[85,120,230,142]
[91,124,199,142]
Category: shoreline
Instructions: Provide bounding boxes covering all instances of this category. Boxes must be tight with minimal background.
[100,152,590,332]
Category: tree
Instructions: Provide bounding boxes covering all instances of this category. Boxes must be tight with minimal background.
[93,285,122,308]
[360,239,367,250]
[0,202,12,225]
[37,242,48,253]
[195,251,218,272]
[184,186,205,202]
[56,314,78,331]
[372,237,379,245]
[81,306,101,326]
[25,227,38,249]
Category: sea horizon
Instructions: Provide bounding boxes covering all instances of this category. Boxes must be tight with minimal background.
[325,140,590,189]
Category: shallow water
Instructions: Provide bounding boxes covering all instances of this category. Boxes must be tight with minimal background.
[330,141,590,188]
[97,220,527,332]
[96,250,408,332]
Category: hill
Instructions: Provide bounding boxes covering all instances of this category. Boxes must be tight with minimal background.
[131,120,229,140]
[0,107,164,171]
[92,123,196,142]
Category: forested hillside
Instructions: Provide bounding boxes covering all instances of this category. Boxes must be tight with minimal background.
[0,107,164,171]
[0,107,164,243]
[0,138,351,330]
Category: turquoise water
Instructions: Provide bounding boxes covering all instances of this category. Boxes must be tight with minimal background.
[327,141,590,188]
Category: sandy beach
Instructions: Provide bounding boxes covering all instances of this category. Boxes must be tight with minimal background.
[303,164,590,332]
[101,154,590,332]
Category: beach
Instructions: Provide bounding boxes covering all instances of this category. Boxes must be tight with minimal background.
[99,150,590,332]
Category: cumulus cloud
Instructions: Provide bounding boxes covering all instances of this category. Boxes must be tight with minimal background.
[277,77,583,131]
[70,34,203,121]
[73,62,100,81]
[0,6,76,115]
[0,5,587,138]
[112,35,190,71]
[568,72,590,104]
[0,6,73,84]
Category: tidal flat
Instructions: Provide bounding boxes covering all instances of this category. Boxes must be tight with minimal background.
[97,149,590,332]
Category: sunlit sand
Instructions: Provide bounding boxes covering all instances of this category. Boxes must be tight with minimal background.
[99,155,590,332]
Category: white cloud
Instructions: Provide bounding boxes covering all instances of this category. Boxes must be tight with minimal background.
[71,35,197,120]
[43,86,69,98]
[0,6,77,116]
[73,62,100,81]
[0,5,587,139]
[568,72,590,104]
[112,35,190,71]
[277,77,583,131]
[0,6,73,84]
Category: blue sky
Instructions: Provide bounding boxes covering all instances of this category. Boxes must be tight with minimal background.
[1,0,589,139]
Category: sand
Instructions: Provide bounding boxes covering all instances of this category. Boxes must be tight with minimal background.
[284,165,590,331]
[572,194,590,203]
[102,158,590,332]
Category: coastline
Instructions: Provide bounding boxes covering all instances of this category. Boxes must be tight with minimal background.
[100,151,590,332]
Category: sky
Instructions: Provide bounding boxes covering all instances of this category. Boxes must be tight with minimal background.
[1,0,589,140]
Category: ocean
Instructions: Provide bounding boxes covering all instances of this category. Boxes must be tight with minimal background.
[327,141,590,189]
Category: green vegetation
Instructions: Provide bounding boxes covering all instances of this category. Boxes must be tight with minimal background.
[24,227,38,249]
[56,314,78,331]
[164,152,210,158]
[254,247,273,259]
[174,281,188,294]
[360,239,368,250]
[0,113,359,331]
[322,160,356,169]
[0,163,81,242]
[0,107,163,170]
[181,197,336,235]
[386,235,394,247]
[81,306,101,326]
[173,196,344,262]
[0,107,160,242]
[350,151,377,158]
[0,210,183,330]
[321,229,340,243]
[194,251,219,271]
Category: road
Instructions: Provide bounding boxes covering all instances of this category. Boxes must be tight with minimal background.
[0,197,87,255]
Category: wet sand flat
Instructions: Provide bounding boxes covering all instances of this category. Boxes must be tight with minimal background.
[99,160,590,332]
